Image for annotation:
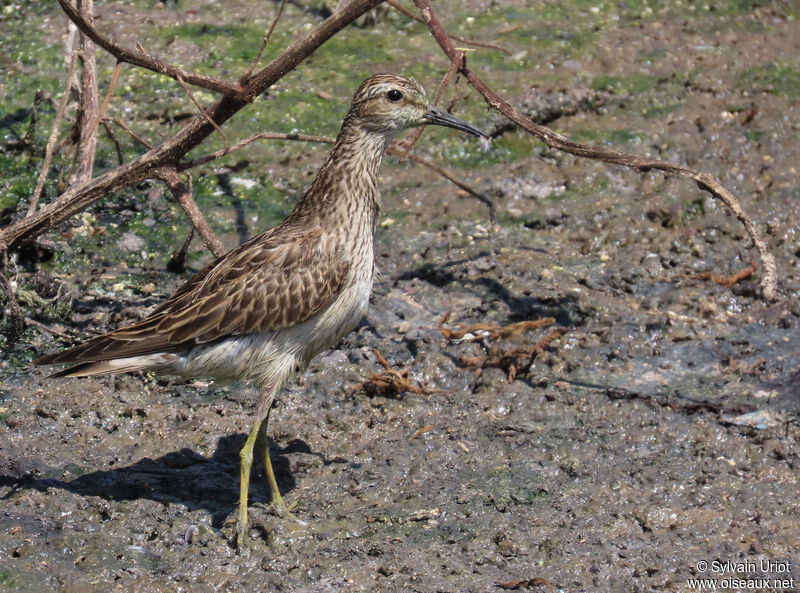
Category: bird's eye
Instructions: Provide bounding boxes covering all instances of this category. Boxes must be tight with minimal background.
[386,89,403,102]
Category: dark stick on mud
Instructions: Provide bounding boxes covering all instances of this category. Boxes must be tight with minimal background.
[495,577,556,593]
[495,577,557,592]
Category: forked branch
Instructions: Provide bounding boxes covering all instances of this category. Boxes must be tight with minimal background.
[0,0,385,253]
[412,0,778,301]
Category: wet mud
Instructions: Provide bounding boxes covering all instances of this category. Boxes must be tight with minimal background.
[1,2,799,592]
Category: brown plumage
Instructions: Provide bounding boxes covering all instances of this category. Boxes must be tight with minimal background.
[33,73,485,550]
[35,226,351,376]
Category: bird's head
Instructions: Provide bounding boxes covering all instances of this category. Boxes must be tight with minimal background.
[347,73,486,138]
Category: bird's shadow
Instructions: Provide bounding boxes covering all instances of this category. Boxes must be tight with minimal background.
[1,435,345,529]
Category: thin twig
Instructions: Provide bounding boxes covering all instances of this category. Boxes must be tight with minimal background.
[397,50,464,154]
[155,166,225,257]
[178,131,494,220]
[439,311,554,341]
[176,73,227,146]
[57,0,243,97]
[688,258,759,288]
[72,0,99,185]
[240,0,288,85]
[0,251,24,342]
[27,50,80,217]
[102,116,153,149]
[412,0,778,301]
[433,51,463,106]
[166,227,195,274]
[495,577,556,592]
[21,90,52,149]
[351,348,444,397]
[25,317,75,343]
[101,120,124,165]
[179,131,333,169]
[83,60,122,154]
[385,146,495,223]
[458,327,567,382]
[408,424,434,441]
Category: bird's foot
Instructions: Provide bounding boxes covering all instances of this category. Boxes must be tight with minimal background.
[270,497,307,526]
[221,515,251,555]
[236,524,250,556]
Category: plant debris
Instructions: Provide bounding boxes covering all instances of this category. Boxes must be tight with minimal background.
[439,311,556,342]
[687,258,759,287]
[350,349,445,398]
[458,327,568,382]
[408,424,434,441]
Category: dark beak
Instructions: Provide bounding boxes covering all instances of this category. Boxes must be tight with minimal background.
[423,106,487,138]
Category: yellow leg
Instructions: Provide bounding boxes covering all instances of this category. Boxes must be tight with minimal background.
[258,416,307,525]
[236,419,261,551]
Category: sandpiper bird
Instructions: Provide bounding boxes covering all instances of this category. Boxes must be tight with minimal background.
[34,74,485,549]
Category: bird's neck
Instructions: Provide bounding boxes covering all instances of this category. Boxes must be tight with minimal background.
[291,123,389,233]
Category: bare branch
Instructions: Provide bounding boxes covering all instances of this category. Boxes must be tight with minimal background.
[176,73,227,146]
[83,60,122,155]
[27,49,79,217]
[102,116,153,149]
[241,0,289,85]
[412,0,778,301]
[56,0,243,97]
[0,0,384,253]
[72,0,99,185]
[155,167,225,258]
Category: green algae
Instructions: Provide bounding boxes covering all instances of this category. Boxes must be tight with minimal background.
[739,60,800,98]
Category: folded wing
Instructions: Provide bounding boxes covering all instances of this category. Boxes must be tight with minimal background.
[34,226,349,367]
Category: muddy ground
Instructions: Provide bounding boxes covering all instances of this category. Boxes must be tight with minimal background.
[1,1,799,592]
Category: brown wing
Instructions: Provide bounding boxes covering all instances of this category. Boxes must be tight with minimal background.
[34,226,349,365]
